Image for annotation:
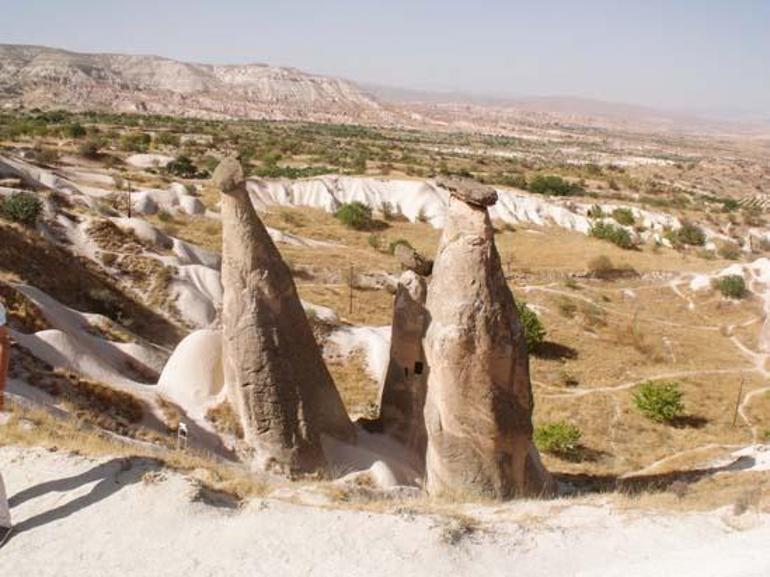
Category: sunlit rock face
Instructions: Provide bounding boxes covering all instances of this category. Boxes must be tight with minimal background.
[216,158,354,475]
[423,177,551,499]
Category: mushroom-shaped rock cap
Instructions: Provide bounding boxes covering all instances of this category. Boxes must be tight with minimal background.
[436,176,497,208]
[212,156,245,193]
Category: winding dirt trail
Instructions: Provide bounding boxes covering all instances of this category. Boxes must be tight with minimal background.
[537,271,770,477]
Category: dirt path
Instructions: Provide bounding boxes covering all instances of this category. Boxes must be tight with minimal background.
[2,446,769,577]
[537,273,770,476]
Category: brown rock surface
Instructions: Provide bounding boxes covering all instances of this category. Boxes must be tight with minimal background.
[216,158,354,474]
[393,243,433,277]
[423,181,550,498]
[378,271,429,457]
[435,176,498,208]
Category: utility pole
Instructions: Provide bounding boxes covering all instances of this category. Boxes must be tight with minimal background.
[348,264,354,315]
[126,178,132,219]
[732,375,745,428]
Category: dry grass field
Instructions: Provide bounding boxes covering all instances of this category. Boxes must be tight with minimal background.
[2,108,770,517]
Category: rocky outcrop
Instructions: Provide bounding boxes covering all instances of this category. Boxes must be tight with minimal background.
[378,271,429,457]
[0,44,391,124]
[393,243,433,277]
[423,177,550,499]
[216,158,354,474]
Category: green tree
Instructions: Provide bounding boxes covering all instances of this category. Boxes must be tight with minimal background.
[528,175,583,196]
[534,421,582,456]
[66,122,87,139]
[165,155,199,178]
[611,207,635,226]
[515,300,546,352]
[335,202,376,231]
[590,222,636,249]
[634,381,685,423]
[713,275,746,299]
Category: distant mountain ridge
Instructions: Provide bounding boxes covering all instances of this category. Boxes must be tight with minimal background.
[0,44,391,123]
[1,44,766,137]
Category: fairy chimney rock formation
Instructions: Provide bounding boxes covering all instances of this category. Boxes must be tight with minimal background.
[378,270,429,457]
[424,176,550,498]
[215,157,354,474]
[436,175,498,208]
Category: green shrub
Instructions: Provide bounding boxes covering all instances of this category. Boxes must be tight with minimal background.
[721,198,739,212]
[78,137,103,159]
[388,238,414,255]
[0,192,43,226]
[612,207,635,226]
[367,234,383,251]
[675,221,707,246]
[120,132,151,152]
[335,201,376,230]
[238,145,257,163]
[66,122,87,139]
[633,380,685,423]
[165,155,199,178]
[515,300,546,351]
[590,222,636,249]
[534,421,582,455]
[155,131,180,147]
[528,175,583,196]
[251,164,334,179]
[713,275,747,299]
[587,204,605,219]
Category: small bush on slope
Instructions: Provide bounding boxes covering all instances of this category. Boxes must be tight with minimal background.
[0,192,42,226]
[78,137,104,159]
[634,380,685,423]
[121,131,152,152]
[587,204,605,219]
[165,155,200,178]
[387,238,414,255]
[515,300,546,352]
[713,275,747,299]
[612,207,635,226]
[534,421,582,456]
[590,221,636,249]
[335,201,376,231]
[668,221,707,247]
[528,174,583,196]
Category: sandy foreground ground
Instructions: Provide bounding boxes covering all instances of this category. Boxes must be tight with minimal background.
[1,446,769,577]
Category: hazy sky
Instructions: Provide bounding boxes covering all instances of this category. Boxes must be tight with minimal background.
[1,0,769,114]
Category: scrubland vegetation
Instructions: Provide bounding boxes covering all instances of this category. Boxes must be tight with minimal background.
[2,104,770,516]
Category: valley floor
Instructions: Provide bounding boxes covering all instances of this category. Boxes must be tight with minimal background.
[1,446,769,577]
